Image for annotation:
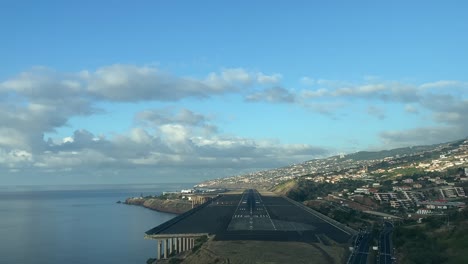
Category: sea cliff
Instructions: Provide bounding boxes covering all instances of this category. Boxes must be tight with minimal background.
[124,197,192,214]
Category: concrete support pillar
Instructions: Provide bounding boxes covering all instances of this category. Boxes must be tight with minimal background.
[174,237,177,253]
[183,237,187,251]
[163,239,168,259]
[178,237,182,252]
[169,238,173,255]
[157,240,162,260]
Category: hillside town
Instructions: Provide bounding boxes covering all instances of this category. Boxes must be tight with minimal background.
[196,139,468,218]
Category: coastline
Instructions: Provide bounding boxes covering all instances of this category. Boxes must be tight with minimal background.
[122,197,192,215]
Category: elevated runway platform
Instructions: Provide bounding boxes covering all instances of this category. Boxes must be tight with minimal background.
[145,189,357,259]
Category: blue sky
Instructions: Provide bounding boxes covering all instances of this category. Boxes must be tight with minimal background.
[1,1,467,185]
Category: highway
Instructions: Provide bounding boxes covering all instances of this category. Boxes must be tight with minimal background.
[348,231,371,264]
[378,221,394,264]
[146,189,355,244]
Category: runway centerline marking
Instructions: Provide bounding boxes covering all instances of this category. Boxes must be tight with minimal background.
[254,190,277,231]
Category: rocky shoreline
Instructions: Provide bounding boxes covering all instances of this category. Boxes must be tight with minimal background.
[122,197,192,214]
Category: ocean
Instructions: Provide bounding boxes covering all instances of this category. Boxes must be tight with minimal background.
[0,183,194,264]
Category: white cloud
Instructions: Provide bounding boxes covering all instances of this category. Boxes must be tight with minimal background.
[300,76,315,86]
[333,84,387,97]
[1,65,284,106]
[257,73,282,84]
[33,149,116,169]
[0,149,33,168]
[160,124,190,143]
[245,76,467,146]
[1,65,467,181]
[220,68,252,83]
[380,99,468,147]
[0,105,330,176]
[404,104,419,114]
[433,112,463,123]
[379,126,464,148]
[419,80,466,89]
[303,101,348,116]
[129,128,153,144]
[63,137,74,143]
[245,87,296,103]
[0,128,30,150]
[88,64,212,101]
[301,88,328,98]
[136,108,208,127]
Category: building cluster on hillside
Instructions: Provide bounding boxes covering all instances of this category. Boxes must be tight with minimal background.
[197,139,468,219]
[197,154,386,189]
[343,142,468,216]
[349,170,467,214]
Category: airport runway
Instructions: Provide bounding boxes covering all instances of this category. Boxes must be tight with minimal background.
[147,189,354,244]
[226,189,277,231]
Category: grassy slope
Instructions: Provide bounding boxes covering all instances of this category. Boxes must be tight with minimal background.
[143,199,192,214]
[394,210,468,264]
[182,240,345,264]
[269,179,297,195]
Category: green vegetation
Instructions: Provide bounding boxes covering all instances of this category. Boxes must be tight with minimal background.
[191,235,208,253]
[182,240,345,264]
[389,167,424,177]
[286,178,366,202]
[330,208,359,223]
[150,193,182,200]
[168,258,184,264]
[146,258,156,264]
[371,163,465,184]
[308,201,374,230]
[394,208,468,264]
[270,180,297,195]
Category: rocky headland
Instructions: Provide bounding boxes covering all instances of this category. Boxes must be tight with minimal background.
[123,197,192,214]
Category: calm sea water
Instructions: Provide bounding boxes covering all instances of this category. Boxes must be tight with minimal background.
[0,183,194,264]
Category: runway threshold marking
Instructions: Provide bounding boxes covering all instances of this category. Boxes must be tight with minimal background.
[232,190,249,216]
[255,190,277,231]
[227,190,252,230]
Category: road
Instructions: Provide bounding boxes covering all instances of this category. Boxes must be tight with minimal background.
[348,231,371,264]
[378,221,394,264]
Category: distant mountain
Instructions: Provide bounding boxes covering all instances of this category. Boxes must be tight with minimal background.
[343,140,464,161]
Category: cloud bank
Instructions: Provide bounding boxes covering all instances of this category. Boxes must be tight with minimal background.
[0,65,466,183]
[0,65,325,182]
[244,77,468,147]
